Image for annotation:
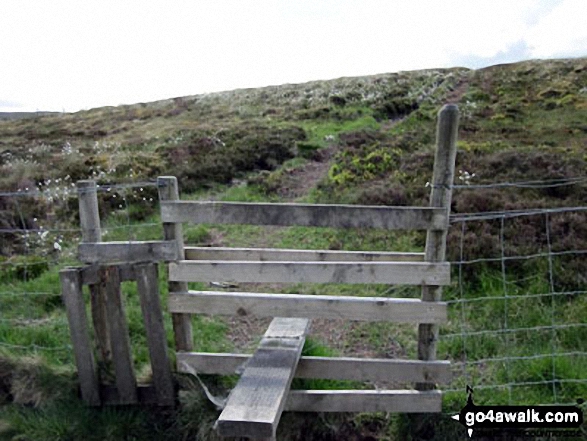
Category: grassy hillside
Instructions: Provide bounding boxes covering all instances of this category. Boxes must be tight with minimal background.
[1,57,586,440]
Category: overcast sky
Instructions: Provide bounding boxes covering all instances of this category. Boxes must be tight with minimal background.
[1,0,586,112]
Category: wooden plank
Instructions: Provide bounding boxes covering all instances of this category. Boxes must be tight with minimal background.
[161,201,447,230]
[80,263,136,285]
[169,260,450,285]
[135,263,175,406]
[78,241,179,264]
[418,104,459,392]
[60,268,101,405]
[185,246,424,262]
[285,390,442,413]
[77,180,112,368]
[169,291,447,323]
[158,176,193,352]
[101,265,138,404]
[216,318,310,439]
[177,352,452,384]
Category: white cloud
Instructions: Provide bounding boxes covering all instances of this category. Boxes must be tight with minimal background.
[0,0,585,112]
[526,0,587,58]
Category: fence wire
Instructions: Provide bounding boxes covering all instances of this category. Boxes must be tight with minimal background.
[0,181,161,363]
[442,195,587,407]
[0,176,585,408]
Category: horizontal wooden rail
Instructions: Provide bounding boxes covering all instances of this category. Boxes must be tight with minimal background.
[78,241,178,264]
[160,201,448,230]
[184,246,425,262]
[285,390,442,413]
[169,291,447,323]
[177,352,451,384]
[169,261,450,285]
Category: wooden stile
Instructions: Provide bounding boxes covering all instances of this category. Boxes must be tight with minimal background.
[161,201,447,230]
[216,318,310,439]
[168,291,447,323]
[62,103,457,428]
[169,260,450,285]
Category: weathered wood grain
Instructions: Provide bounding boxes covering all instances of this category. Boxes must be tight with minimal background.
[158,176,193,352]
[285,390,442,413]
[101,265,138,404]
[168,291,447,323]
[418,104,458,391]
[135,263,175,406]
[77,180,112,367]
[78,241,179,264]
[184,246,424,262]
[216,318,310,439]
[169,260,450,285]
[81,263,136,285]
[161,201,447,230]
[177,352,451,384]
[60,268,101,405]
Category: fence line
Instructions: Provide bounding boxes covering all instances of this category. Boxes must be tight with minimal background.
[0,179,586,407]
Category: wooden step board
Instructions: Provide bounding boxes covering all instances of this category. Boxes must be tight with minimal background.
[216,317,310,439]
[169,291,447,323]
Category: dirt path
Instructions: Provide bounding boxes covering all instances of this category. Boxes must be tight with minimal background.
[445,77,471,104]
[223,148,336,351]
[221,145,411,363]
[275,148,334,201]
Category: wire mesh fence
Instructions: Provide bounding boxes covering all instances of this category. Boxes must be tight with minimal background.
[440,178,587,408]
[0,176,585,408]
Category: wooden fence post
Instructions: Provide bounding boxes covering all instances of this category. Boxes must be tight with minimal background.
[60,268,101,405]
[77,180,112,367]
[135,262,176,406]
[158,176,193,351]
[417,104,459,390]
[101,265,138,404]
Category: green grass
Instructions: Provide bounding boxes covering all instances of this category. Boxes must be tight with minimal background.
[2,57,587,439]
[298,111,381,147]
